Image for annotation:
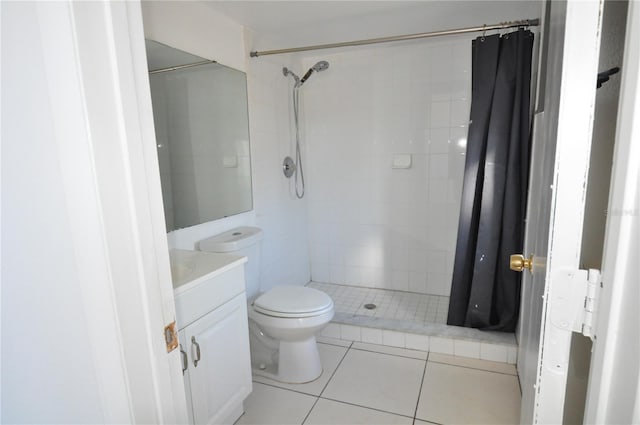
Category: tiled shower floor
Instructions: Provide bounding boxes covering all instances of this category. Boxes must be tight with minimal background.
[307,281,517,359]
[308,282,449,324]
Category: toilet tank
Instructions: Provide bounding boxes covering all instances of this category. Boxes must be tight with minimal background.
[198,227,263,298]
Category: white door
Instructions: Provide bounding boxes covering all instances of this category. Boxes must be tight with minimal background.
[517,1,604,423]
[1,1,188,422]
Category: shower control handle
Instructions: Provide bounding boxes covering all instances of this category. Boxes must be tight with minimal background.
[510,254,533,272]
[283,156,296,178]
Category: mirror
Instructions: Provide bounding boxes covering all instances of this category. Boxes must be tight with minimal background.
[145,40,253,232]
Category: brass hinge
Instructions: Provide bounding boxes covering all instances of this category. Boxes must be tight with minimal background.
[164,321,178,352]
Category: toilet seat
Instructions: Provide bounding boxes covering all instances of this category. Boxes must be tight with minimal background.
[253,285,334,318]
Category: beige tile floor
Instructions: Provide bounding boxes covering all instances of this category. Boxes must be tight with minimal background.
[236,338,521,425]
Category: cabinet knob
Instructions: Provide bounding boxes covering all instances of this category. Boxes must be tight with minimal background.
[191,336,201,367]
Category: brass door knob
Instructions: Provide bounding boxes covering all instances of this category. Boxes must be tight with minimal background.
[510,254,533,272]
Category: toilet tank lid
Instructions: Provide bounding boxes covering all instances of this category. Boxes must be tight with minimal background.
[199,226,263,253]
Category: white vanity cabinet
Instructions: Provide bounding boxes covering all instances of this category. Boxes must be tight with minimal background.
[171,250,252,425]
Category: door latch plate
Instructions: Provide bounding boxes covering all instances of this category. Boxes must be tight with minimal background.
[164,321,178,352]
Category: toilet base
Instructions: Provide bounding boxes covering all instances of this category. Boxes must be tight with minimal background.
[252,336,323,384]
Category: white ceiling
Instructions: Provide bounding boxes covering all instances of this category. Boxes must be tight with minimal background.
[204,1,542,52]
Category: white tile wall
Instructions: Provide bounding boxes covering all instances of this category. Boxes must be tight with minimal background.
[245,45,311,291]
[430,336,455,355]
[302,39,472,296]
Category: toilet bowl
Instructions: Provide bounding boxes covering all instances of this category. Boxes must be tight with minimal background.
[249,285,334,383]
[198,227,334,384]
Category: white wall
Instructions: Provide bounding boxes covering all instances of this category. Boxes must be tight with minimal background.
[302,38,471,296]
[142,2,311,290]
[141,1,246,72]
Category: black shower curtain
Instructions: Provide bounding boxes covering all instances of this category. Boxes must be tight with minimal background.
[447,29,534,332]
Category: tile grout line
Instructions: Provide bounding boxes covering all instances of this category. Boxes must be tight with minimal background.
[315,345,429,421]
[326,342,516,375]
[250,380,320,399]
[300,396,321,425]
[414,419,445,425]
[412,351,430,423]
[427,359,518,376]
[317,340,353,397]
[318,395,416,421]
[516,364,524,396]
[317,340,352,349]
[300,340,353,425]
[349,345,429,361]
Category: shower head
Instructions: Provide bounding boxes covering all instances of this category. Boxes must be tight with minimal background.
[311,61,330,72]
[299,60,330,86]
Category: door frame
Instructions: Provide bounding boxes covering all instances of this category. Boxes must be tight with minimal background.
[520,0,604,423]
[584,1,640,422]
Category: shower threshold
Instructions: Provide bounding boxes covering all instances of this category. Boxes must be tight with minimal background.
[308,281,517,364]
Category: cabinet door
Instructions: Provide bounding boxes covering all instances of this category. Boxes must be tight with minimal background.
[179,330,195,425]
[185,293,252,425]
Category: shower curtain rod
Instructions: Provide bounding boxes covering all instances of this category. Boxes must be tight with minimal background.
[250,18,539,57]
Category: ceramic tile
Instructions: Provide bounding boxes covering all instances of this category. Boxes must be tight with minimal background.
[405,333,430,352]
[322,349,425,416]
[311,262,330,283]
[306,398,412,424]
[428,352,517,375]
[360,327,384,344]
[416,362,521,424]
[308,282,449,326]
[382,330,406,348]
[408,271,428,293]
[429,336,454,354]
[429,155,449,179]
[429,128,451,154]
[430,101,451,128]
[340,324,362,341]
[453,339,481,359]
[480,343,509,363]
[352,342,428,360]
[320,323,341,339]
[236,383,316,425]
[450,99,471,126]
[253,343,348,396]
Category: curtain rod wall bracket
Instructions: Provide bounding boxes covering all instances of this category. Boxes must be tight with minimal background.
[249,18,540,58]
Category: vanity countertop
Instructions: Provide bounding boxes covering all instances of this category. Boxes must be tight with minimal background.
[169,249,247,295]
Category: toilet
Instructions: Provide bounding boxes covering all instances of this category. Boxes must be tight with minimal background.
[199,226,334,384]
